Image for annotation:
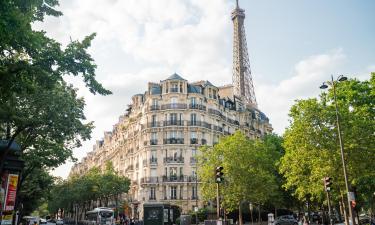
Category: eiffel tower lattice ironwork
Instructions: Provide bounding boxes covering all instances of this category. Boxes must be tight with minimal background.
[231,0,257,107]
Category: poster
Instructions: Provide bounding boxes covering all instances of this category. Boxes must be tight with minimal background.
[4,174,19,211]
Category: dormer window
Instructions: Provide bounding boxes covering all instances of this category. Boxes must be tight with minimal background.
[171,83,178,93]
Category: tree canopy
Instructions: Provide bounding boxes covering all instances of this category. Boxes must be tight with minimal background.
[0,0,111,215]
[279,74,375,209]
[197,131,282,224]
[48,163,131,214]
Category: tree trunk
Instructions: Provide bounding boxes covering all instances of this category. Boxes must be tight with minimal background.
[239,202,243,225]
[258,204,261,225]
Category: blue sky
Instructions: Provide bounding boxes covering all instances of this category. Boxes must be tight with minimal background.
[34,0,375,178]
[244,0,375,83]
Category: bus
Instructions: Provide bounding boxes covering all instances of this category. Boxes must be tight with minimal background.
[85,207,114,225]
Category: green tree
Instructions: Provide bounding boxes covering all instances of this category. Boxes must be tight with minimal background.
[198,131,280,225]
[0,0,111,215]
[47,163,130,218]
[279,74,375,211]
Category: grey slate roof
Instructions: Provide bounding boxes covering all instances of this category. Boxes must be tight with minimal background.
[187,84,202,93]
[150,85,162,95]
[165,73,186,81]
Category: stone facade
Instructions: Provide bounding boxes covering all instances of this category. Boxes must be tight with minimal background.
[70,74,272,217]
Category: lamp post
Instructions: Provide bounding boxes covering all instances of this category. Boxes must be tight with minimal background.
[195,154,198,225]
[320,75,355,225]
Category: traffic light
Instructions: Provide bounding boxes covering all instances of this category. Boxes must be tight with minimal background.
[215,166,224,183]
[324,177,332,192]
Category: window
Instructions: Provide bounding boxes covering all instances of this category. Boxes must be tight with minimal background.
[191,132,196,139]
[151,132,157,140]
[192,186,197,199]
[179,167,183,176]
[169,131,177,139]
[170,167,177,177]
[151,150,157,162]
[191,97,196,106]
[170,113,177,124]
[171,83,178,92]
[150,187,156,200]
[190,114,197,125]
[163,186,167,199]
[171,97,177,104]
[151,115,157,126]
[192,148,196,156]
[170,186,177,199]
[152,99,158,107]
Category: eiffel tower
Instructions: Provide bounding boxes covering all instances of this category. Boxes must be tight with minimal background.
[232,0,257,107]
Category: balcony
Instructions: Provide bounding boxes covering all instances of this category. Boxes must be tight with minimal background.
[161,103,187,110]
[164,138,184,144]
[141,176,159,184]
[224,131,231,135]
[202,122,211,129]
[190,138,198,144]
[147,122,161,128]
[163,120,184,126]
[150,105,160,111]
[213,125,223,132]
[163,156,184,164]
[208,108,222,117]
[150,139,158,145]
[162,175,185,182]
[189,104,206,111]
[201,139,207,145]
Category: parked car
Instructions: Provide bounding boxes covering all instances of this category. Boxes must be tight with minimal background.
[40,219,47,225]
[274,215,298,225]
[56,219,63,225]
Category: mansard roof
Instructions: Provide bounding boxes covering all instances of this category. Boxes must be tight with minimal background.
[150,85,162,95]
[187,84,202,94]
[164,73,186,81]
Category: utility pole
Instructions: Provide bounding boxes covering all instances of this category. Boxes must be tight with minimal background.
[216,183,220,220]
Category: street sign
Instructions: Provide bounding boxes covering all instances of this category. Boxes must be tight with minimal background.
[348,192,355,201]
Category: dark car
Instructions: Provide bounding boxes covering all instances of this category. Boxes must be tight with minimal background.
[274,215,298,225]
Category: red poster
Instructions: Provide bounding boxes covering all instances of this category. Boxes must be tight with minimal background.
[4,174,18,211]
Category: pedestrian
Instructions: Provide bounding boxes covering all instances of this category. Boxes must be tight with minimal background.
[303,216,308,225]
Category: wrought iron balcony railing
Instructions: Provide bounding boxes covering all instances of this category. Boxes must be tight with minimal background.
[163,120,184,126]
[163,138,184,144]
[189,104,206,111]
[163,156,184,163]
[149,105,160,111]
[150,139,158,145]
[190,138,198,144]
[161,103,187,110]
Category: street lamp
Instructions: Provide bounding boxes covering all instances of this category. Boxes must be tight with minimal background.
[320,75,355,225]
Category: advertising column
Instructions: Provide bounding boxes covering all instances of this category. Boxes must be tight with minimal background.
[1,173,19,225]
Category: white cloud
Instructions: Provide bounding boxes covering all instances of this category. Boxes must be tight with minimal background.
[256,49,346,135]
[37,0,235,178]
[37,1,353,179]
